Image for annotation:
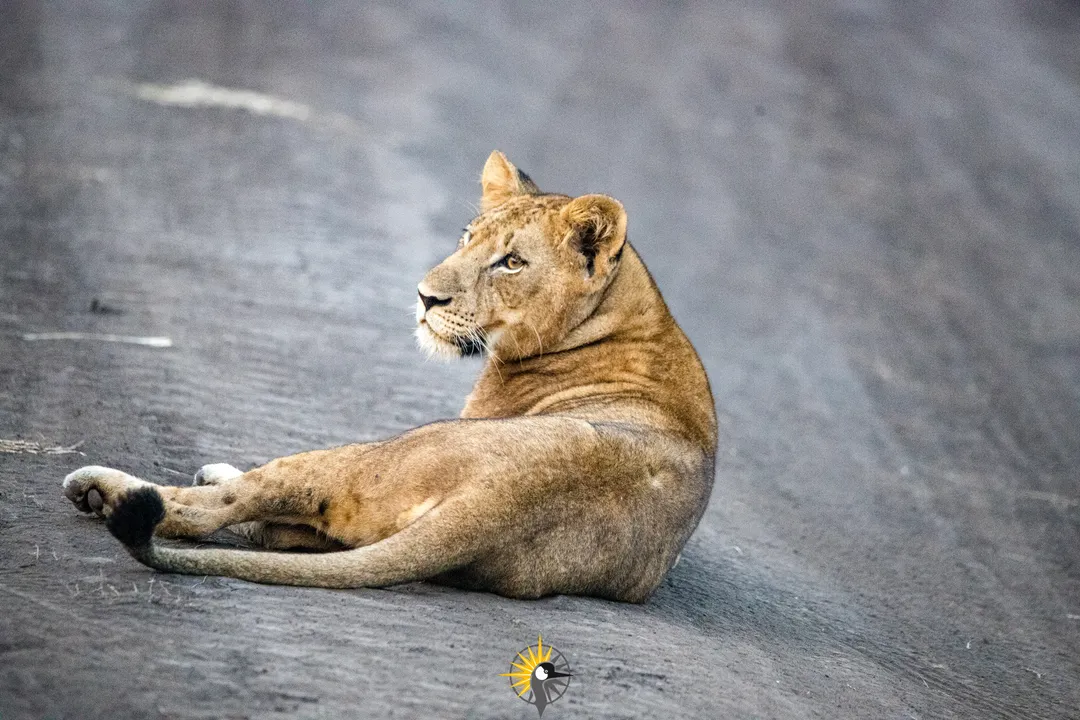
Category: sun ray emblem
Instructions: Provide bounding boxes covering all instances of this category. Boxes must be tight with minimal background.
[500,635,572,716]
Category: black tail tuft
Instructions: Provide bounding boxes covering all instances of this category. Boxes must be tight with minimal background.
[105,486,165,548]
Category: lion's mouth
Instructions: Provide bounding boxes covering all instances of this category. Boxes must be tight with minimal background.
[453,335,486,357]
[416,320,487,358]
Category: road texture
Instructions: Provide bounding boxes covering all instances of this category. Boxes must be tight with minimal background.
[1,1,1078,718]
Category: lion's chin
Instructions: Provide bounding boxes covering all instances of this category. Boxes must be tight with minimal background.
[417,322,491,361]
[415,319,496,361]
[414,323,460,360]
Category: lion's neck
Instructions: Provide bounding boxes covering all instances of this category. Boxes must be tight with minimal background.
[461,246,714,448]
[545,245,669,356]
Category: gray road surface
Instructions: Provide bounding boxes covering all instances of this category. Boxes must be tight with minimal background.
[1,1,1078,718]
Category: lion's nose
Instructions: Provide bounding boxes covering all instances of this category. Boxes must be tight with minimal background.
[418,290,451,312]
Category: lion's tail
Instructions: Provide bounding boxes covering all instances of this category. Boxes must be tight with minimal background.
[106,486,475,588]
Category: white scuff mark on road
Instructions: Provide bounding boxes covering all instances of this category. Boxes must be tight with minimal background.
[125,78,380,140]
[133,79,312,121]
[1014,489,1078,509]
[0,438,85,455]
[22,332,173,347]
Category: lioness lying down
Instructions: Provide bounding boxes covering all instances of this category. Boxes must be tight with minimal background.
[62,151,717,602]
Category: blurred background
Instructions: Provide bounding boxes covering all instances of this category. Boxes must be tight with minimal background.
[1,1,1078,718]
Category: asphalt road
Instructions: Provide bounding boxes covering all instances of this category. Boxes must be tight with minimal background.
[1,1,1079,718]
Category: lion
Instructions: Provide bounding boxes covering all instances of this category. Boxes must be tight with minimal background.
[61,151,717,602]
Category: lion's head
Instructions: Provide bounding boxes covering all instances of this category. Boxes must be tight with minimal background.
[416,151,628,362]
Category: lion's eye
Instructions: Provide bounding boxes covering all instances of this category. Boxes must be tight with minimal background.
[495,253,526,273]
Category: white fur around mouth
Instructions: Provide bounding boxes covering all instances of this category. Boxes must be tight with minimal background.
[415,320,491,360]
[415,321,464,360]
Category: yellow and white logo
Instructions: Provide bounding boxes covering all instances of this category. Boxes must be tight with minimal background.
[500,635,573,717]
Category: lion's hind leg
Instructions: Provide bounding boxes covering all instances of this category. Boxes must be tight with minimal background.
[188,463,339,550]
[63,463,353,549]
[64,465,254,540]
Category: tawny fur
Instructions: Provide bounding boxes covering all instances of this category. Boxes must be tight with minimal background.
[61,151,718,603]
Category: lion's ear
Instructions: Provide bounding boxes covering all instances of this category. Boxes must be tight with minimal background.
[480,150,541,212]
[560,194,627,278]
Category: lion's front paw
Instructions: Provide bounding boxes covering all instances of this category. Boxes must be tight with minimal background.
[62,466,147,517]
[193,463,244,487]
[63,466,110,514]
